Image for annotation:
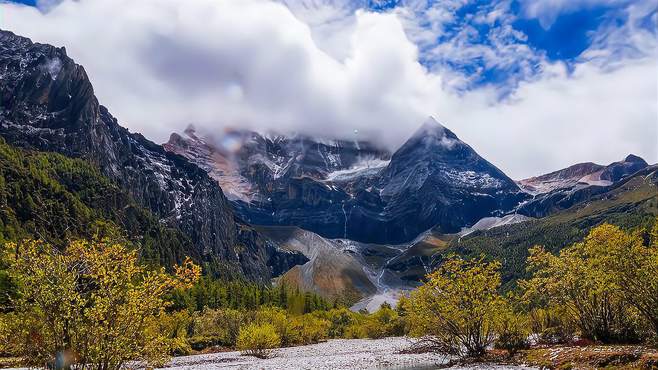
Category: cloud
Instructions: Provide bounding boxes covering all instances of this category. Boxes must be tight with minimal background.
[581,0,657,64]
[518,0,629,28]
[391,0,544,92]
[0,0,655,179]
[451,58,658,178]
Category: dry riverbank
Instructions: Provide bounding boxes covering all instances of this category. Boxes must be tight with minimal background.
[161,337,535,370]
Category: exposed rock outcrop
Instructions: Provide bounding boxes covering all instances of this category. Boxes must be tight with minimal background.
[0,29,303,282]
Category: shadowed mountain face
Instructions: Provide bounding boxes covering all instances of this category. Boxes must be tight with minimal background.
[165,118,529,244]
[372,119,528,242]
[0,30,304,282]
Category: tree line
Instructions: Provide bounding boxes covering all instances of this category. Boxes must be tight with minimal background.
[404,220,658,358]
[0,219,656,368]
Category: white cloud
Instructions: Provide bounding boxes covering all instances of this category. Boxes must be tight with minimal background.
[0,0,656,179]
[518,0,629,29]
[451,58,658,178]
[581,0,658,64]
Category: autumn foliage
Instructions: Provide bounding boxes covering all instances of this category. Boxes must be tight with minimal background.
[0,239,200,369]
[406,257,505,358]
[521,222,658,344]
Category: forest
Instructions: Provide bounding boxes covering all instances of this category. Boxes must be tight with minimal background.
[0,220,656,369]
[0,139,657,369]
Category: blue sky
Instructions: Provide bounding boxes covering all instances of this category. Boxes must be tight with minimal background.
[8,0,655,94]
[409,0,651,91]
[0,0,656,177]
[281,0,656,94]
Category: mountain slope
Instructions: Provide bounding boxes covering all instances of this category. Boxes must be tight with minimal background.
[0,30,302,282]
[165,126,392,242]
[517,162,607,194]
[255,226,378,304]
[371,118,527,242]
[444,165,658,286]
[517,154,649,218]
[166,118,528,244]
[253,225,448,308]
[0,137,194,267]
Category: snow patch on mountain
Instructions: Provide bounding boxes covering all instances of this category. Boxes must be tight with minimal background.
[446,169,504,188]
[324,157,390,182]
[459,214,533,236]
[42,57,62,80]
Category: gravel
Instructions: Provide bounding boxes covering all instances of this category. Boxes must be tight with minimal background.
[161,338,535,370]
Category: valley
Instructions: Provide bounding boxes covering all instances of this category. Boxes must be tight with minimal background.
[162,118,657,306]
[0,25,656,370]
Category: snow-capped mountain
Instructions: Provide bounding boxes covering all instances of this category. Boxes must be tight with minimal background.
[518,155,648,195]
[165,117,529,244]
[372,118,528,242]
[516,154,649,217]
[165,126,390,202]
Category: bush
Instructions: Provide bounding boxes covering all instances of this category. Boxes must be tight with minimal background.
[255,307,291,345]
[521,224,649,344]
[527,307,577,345]
[358,304,406,339]
[191,308,249,347]
[0,313,11,356]
[286,315,330,345]
[407,257,504,358]
[253,307,330,346]
[158,311,193,356]
[494,304,530,357]
[236,323,281,359]
[313,308,357,338]
[2,239,200,369]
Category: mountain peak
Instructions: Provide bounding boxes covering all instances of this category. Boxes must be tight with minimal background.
[400,117,462,155]
[623,154,647,164]
[413,116,451,138]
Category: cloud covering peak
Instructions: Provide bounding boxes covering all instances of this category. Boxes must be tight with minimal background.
[0,0,655,178]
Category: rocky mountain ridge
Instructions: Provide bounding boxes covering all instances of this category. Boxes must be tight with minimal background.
[516,154,649,217]
[0,29,303,282]
[165,118,529,244]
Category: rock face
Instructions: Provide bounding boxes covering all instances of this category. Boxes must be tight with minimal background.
[0,30,304,282]
[518,162,607,195]
[371,118,528,242]
[165,126,394,242]
[254,225,445,306]
[166,118,528,244]
[517,154,649,217]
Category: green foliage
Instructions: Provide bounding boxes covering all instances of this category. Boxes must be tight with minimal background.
[312,308,359,338]
[236,323,281,359]
[1,239,199,369]
[599,223,658,340]
[407,256,505,358]
[157,311,194,356]
[526,306,577,345]
[443,178,658,288]
[189,308,249,348]
[345,303,405,339]
[494,301,530,356]
[0,137,196,275]
[170,277,331,313]
[285,315,331,345]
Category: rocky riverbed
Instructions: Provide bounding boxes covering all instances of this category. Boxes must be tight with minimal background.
[161,337,536,370]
